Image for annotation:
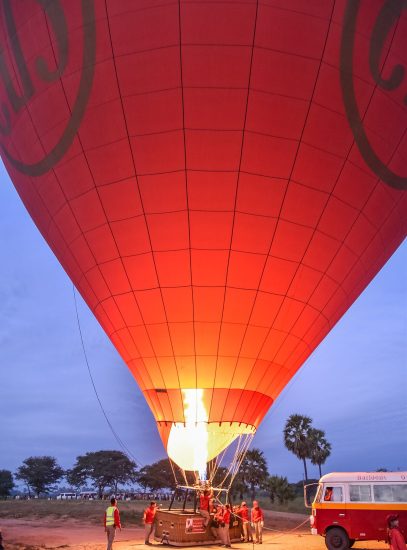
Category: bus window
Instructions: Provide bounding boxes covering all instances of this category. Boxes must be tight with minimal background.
[374,484,407,502]
[323,486,343,502]
[350,484,372,502]
[324,487,333,501]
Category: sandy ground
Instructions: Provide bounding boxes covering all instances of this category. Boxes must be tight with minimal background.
[0,515,389,550]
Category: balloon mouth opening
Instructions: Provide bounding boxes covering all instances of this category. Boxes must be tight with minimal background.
[166,389,254,474]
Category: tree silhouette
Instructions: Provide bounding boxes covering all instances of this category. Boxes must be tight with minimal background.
[15,456,64,497]
[266,475,295,505]
[237,448,269,500]
[136,459,179,491]
[67,450,137,497]
[283,414,314,482]
[309,429,331,478]
[0,470,14,498]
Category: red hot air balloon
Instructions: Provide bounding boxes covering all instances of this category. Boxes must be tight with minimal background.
[0,0,406,474]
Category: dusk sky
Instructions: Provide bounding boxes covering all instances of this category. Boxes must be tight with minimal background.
[1,160,406,483]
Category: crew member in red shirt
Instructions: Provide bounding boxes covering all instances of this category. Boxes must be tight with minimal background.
[199,489,212,528]
[215,504,225,543]
[104,497,121,550]
[143,501,157,545]
[238,501,252,542]
[218,504,231,547]
[387,515,406,550]
[251,500,264,544]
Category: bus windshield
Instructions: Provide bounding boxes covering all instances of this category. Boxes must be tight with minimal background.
[315,484,323,503]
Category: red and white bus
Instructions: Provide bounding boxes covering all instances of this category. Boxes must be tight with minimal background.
[306,472,407,550]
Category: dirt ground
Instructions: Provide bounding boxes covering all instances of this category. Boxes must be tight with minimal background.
[0,512,389,550]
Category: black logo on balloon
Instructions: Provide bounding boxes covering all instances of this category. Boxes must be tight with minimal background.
[340,0,407,190]
[0,0,96,177]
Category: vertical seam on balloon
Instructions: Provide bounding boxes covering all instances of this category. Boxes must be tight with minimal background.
[207,0,260,427]
[91,19,172,405]
[55,4,167,412]
[54,8,166,414]
[303,164,405,339]
[38,2,162,420]
[237,6,343,401]
[214,0,327,424]
[263,181,405,404]
[228,0,338,426]
[177,0,198,420]
[259,4,405,401]
[276,10,406,375]
[103,0,184,425]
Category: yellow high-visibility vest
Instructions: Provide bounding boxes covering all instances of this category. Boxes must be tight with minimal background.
[106,506,116,527]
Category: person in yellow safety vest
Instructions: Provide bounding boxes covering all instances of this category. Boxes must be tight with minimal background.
[104,497,122,550]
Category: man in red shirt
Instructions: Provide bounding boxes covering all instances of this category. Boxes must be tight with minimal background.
[217,504,231,548]
[238,501,252,542]
[199,489,212,528]
[104,497,121,550]
[251,500,264,544]
[387,514,406,550]
[143,501,157,545]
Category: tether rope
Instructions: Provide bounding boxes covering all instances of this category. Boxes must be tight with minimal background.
[72,285,143,467]
[211,498,310,544]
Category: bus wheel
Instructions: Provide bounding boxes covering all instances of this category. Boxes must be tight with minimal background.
[325,528,350,550]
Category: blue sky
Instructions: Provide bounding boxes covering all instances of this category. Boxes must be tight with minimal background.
[1,161,406,483]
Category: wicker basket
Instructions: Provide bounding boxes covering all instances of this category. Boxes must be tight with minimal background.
[154,509,242,546]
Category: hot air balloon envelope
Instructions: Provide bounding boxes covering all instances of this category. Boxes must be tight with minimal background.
[0,0,406,473]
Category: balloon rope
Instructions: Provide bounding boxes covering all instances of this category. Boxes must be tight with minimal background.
[217,505,309,543]
[228,433,254,486]
[262,517,310,535]
[208,446,228,486]
[169,457,183,487]
[216,432,254,490]
[72,285,143,467]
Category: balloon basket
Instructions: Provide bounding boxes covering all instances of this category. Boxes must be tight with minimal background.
[154,509,242,546]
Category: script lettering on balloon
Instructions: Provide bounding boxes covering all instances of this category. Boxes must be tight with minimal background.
[340,0,407,190]
[0,0,96,176]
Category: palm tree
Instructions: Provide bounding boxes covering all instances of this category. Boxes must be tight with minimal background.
[266,475,294,505]
[283,414,314,482]
[238,448,269,500]
[309,429,332,478]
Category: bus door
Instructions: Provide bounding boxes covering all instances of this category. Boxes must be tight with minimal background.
[321,484,349,533]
